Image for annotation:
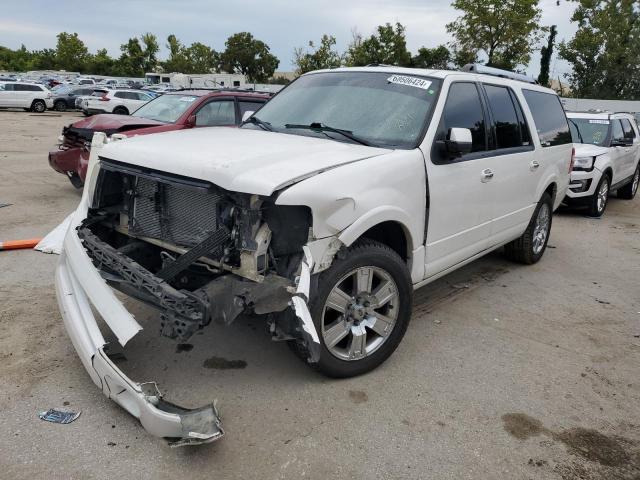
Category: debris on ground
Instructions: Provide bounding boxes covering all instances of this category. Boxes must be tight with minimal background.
[38,408,81,424]
[0,203,12,209]
[0,238,42,251]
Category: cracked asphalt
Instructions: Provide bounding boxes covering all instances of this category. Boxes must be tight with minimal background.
[1,111,639,479]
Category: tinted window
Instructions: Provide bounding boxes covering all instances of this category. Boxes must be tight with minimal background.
[238,100,265,118]
[522,90,571,147]
[621,119,636,139]
[611,120,625,141]
[114,92,126,99]
[195,100,236,126]
[441,82,486,153]
[1,83,14,91]
[484,85,521,149]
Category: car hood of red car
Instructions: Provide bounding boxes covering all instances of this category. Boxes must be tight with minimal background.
[71,114,166,131]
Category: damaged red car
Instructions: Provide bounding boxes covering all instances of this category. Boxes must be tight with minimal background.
[48,89,271,188]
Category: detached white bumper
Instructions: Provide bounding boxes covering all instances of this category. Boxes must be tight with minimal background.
[55,228,224,446]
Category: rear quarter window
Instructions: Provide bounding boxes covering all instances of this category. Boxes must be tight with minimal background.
[522,90,571,147]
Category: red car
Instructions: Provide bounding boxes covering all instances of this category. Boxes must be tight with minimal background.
[49,89,271,188]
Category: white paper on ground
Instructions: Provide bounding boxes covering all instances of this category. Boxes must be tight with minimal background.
[34,213,73,255]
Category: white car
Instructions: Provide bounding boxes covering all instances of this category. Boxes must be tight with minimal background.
[565,112,640,216]
[82,89,154,115]
[55,65,572,444]
[0,81,53,112]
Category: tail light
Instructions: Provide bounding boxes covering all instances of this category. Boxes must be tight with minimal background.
[569,147,575,173]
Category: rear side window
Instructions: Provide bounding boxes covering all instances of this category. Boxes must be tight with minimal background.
[621,119,636,140]
[195,100,236,126]
[522,90,571,147]
[238,100,265,118]
[484,85,527,149]
[441,82,486,153]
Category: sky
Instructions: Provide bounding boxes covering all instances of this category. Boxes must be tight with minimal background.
[1,0,578,78]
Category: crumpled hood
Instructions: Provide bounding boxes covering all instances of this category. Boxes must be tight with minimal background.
[573,143,609,158]
[99,127,391,195]
[71,114,164,131]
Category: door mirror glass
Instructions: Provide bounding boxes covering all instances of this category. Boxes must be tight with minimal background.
[445,127,473,157]
[242,110,255,122]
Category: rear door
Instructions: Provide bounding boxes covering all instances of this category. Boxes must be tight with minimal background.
[480,83,537,244]
[12,84,30,107]
[609,119,631,183]
[620,118,639,179]
[424,81,494,277]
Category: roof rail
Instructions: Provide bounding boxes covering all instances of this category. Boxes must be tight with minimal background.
[365,63,393,67]
[171,87,274,96]
[462,63,537,84]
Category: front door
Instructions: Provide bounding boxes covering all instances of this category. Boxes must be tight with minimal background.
[423,81,494,277]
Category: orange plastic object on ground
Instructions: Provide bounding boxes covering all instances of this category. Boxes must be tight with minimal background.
[0,238,42,250]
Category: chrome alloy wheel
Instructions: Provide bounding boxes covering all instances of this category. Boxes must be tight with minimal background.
[597,177,609,213]
[532,203,551,255]
[321,266,399,361]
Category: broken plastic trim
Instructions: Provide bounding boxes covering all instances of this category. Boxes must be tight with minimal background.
[292,246,321,362]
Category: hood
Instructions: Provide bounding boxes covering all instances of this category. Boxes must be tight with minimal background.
[573,143,609,158]
[71,114,165,131]
[100,127,391,196]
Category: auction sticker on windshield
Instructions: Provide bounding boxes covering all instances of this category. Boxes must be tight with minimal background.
[179,96,197,102]
[387,75,432,90]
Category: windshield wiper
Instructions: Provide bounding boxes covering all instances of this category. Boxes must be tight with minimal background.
[568,119,584,144]
[242,116,272,131]
[284,122,373,147]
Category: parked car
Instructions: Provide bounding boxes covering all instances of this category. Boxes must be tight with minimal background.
[51,86,98,111]
[49,89,270,187]
[0,81,53,112]
[55,65,572,444]
[77,77,96,85]
[74,88,109,111]
[565,111,640,216]
[81,89,154,115]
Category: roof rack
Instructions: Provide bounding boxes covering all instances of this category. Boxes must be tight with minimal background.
[462,63,537,84]
[171,87,274,95]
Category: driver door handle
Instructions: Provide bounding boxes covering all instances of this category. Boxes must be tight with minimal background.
[530,160,540,170]
[481,169,494,182]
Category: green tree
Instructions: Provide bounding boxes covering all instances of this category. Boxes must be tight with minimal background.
[412,45,451,69]
[141,33,159,72]
[55,32,89,72]
[345,23,412,67]
[220,32,279,82]
[163,34,190,73]
[293,34,342,75]
[184,42,219,73]
[538,25,557,87]
[87,48,115,76]
[118,37,145,76]
[31,49,57,70]
[559,0,640,99]
[446,0,545,70]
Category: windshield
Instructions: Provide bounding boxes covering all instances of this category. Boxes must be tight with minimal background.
[568,117,610,146]
[248,71,441,148]
[132,94,198,123]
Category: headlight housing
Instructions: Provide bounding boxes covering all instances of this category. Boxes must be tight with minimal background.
[572,156,595,171]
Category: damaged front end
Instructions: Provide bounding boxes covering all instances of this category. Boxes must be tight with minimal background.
[56,134,322,446]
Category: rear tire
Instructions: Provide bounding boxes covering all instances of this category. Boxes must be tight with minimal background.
[31,100,46,113]
[504,192,553,264]
[290,240,413,378]
[586,174,610,217]
[618,165,639,200]
[54,100,67,112]
[113,106,129,115]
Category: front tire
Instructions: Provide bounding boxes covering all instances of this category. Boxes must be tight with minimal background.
[504,192,553,264]
[293,240,413,378]
[31,100,46,113]
[54,100,67,112]
[587,174,610,217]
[618,165,639,200]
[113,106,129,115]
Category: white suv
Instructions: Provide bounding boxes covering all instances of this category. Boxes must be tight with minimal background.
[56,66,572,444]
[0,81,53,112]
[82,89,154,115]
[565,111,640,216]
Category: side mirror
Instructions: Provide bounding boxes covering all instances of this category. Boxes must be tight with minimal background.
[242,110,255,122]
[185,114,197,128]
[611,137,632,147]
[445,127,473,158]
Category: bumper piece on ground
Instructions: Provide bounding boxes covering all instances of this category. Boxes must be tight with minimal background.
[56,233,224,446]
